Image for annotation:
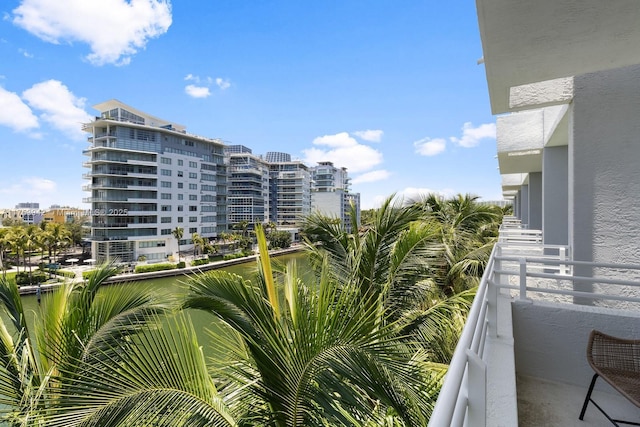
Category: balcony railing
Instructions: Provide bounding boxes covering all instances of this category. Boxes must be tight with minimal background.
[428,220,640,426]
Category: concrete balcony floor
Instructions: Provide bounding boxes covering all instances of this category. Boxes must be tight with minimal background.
[517,375,640,426]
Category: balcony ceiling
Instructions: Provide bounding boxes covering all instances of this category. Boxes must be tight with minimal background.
[477,0,640,114]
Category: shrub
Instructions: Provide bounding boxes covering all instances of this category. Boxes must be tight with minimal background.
[55,270,76,279]
[222,251,253,261]
[176,261,186,269]
[267,230,292,249]
[134,263,176,274]
[191,258,210,266]
[16,272,47,286]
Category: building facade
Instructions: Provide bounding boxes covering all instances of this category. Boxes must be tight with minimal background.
[224,145,270,229]
[83,100,227,263]
[268,159,312,226]
[310,161,361,232]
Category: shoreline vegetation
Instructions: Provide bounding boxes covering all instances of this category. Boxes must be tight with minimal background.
[0,194,510,425]
[16,245,302,295]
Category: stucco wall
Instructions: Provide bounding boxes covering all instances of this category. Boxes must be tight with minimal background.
[512,300,640,388]
[571,64,640,265]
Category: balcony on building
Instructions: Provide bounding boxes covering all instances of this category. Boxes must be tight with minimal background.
[429,0,640,425]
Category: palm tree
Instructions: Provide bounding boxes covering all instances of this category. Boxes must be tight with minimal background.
[22,225,40,283]
[0,262,172,425]
[172,226,184,262]
[192,232,205,257]
[417,194,502,295]
[183,225,439,426]
[302,195,479,364]
[0,228,10,279]
[8,226,26,274]
[43,223,72,262]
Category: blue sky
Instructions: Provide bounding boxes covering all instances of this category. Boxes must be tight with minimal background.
[0,0,501,210]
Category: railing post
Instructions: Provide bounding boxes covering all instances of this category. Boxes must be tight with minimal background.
[519,258,527,300]
[465,349,486,427]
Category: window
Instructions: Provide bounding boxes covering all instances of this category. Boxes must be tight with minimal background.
[189,172,198,179]
[178,194,183,200]
[201,173,215,181]
[202,215,215,222]
[161,217,171,223]
[189,183,197,190]
[161,193,171,200]
[161,157,171,165]
[177,217,183,223]
[189,205,197,211]
[177,171,183,177]
[189,216,197,222]
[177,182,183,189]
[177,205,184,211]
[201,184,215,191]
[189,227,197,233]
[202,226,215,233]
[189,195,197,201]
[177,159,183,166]
[189,161,198,168]
[201,195,214,202]
[161,181,171,188]
[161,205,171,211]
[161,169,171,176]
[201,205,214,212]
[161,229,172,235]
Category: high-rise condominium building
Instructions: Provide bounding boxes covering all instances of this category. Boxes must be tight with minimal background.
[310,161,360,232]
[268,159,311,226]
[83,100,227,263]
[224,145,270,228]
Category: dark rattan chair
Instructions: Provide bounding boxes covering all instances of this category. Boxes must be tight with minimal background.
[579,330,640,426]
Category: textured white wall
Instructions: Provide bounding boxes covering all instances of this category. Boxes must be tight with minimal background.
[572,64,640,265]
[512,300,640,387]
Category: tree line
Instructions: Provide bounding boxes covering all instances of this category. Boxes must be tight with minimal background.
[0,194,508,426]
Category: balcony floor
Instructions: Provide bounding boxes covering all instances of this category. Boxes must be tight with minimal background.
[517,375,640,426]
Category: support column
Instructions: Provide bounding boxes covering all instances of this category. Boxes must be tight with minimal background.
[528,172,542,230]
[542,146,568,245]
[520,185,529,227]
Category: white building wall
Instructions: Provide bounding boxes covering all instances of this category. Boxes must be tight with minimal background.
[571,64,640,265]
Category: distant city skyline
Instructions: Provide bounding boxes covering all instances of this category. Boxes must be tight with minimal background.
[0,1,501,210]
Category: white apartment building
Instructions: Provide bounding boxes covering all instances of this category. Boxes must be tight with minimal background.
[83,100,227,263]
[266,153,312,226]
[310,161,361,232]
[224,145,270,228]
[429,1,640,425]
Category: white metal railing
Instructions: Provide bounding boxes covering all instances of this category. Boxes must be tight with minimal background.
[428,226,640,427]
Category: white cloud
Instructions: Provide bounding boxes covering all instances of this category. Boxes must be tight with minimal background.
[12,0,172,66]
[185,84,211,98]
[184,74,230,97]
[414,137,446,156]
[22,79,92,141]
[0,86,39,132]
[0,177,57,197]
[215,77,231,90]
[18,48,33,58]
[450,122,496,148]
[352,170,390,184]
[352,129,383,142]
[303,132,383,173]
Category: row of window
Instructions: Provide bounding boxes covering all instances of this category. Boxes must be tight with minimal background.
[161,227,200,235]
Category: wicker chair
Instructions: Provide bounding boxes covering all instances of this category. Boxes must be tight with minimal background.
[579,330,640,426]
